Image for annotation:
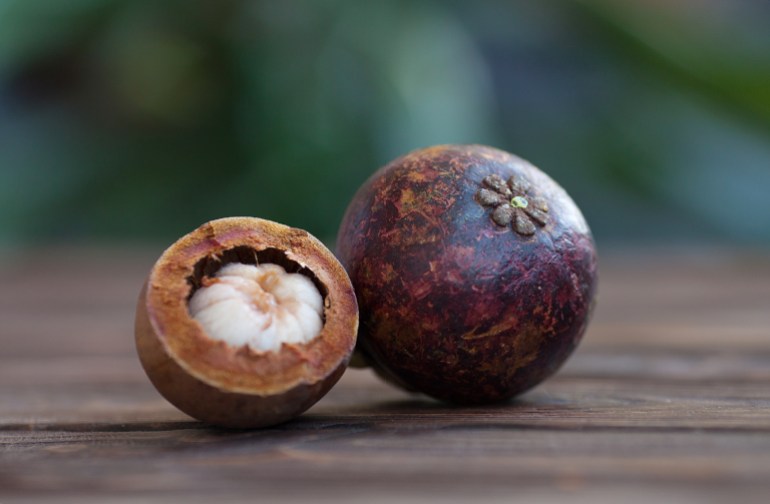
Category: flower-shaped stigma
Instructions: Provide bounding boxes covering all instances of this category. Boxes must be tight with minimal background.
[476,174,549,236]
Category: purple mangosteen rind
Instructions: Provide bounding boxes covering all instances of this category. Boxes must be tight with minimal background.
[337,144,598,404]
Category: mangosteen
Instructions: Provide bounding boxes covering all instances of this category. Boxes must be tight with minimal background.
[336,145,597,404]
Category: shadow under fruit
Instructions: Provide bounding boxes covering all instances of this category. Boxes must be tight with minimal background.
[336,144,597,404]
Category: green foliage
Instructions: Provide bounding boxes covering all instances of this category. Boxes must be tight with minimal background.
[1,0,769,245]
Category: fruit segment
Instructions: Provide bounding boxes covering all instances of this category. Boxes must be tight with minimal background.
[189,263,323,353]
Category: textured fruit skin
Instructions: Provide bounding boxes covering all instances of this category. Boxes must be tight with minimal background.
[135,217,358,428]
[336,145,597,404]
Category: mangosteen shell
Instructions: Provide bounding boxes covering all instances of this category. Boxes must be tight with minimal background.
[135,217,358,428]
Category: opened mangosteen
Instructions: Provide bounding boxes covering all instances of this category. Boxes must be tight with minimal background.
[336,145,597,404]
[135,217,358,428]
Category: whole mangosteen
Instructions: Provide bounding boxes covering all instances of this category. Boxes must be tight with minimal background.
[336,144,597,404]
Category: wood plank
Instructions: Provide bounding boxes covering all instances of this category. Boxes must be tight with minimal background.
[1,246,770,502]
[3,354,770,499]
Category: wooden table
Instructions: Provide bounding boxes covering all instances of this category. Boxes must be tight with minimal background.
[2,246,769,503]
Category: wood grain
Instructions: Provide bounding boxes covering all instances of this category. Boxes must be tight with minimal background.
[1,246,770,503]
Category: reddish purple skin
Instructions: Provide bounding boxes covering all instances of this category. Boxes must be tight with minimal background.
[336,145,597,404]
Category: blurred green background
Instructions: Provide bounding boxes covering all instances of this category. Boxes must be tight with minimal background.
[1,0,769,247]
